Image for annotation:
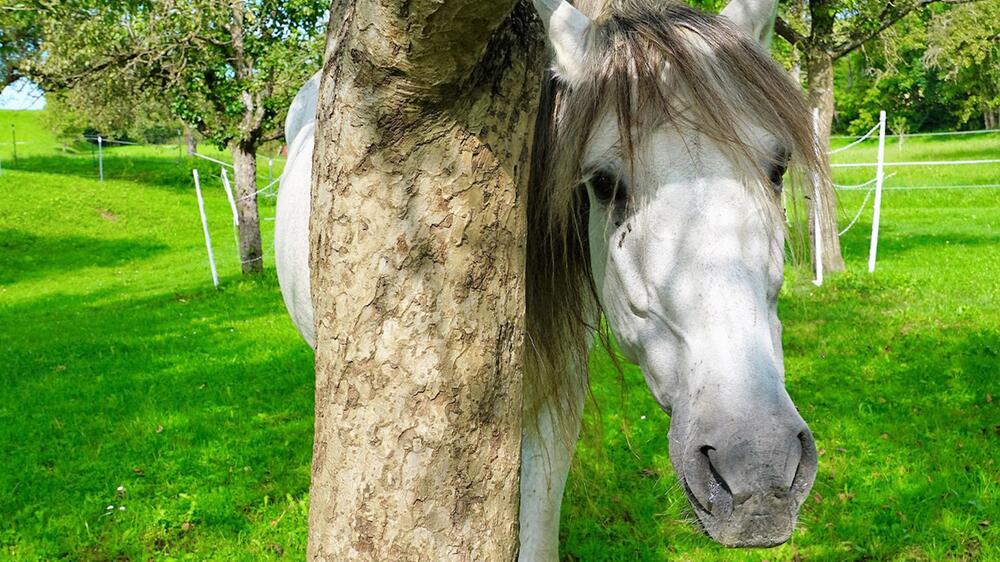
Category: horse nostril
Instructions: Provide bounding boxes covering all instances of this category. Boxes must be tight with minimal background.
[694,445,741,513]
[700,446,732,497]
[790,429,819,504]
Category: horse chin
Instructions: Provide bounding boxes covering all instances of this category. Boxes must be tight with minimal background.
[681,475,799,548]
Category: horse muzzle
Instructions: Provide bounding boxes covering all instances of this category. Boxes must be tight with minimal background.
[673,414,818,547]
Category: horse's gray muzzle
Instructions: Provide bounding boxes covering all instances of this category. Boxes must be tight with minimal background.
[679,421,817,547]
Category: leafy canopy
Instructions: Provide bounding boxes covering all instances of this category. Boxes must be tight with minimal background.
[18,0,328,148]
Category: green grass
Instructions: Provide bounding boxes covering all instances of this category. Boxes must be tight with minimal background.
[2,109,997,561]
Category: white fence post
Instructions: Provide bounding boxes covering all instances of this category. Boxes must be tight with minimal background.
[97,135,104,182]
[812,107,824,286]
[868,111,887,273]
[268,158,274,196]
[220,167,241,261]
[193,169,219,288]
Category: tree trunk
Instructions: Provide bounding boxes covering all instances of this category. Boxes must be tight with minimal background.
[184,127,198,155]
[806,50,835,138]
[230,140,263,274]
[307,1,544,560]
[804,48,845,273]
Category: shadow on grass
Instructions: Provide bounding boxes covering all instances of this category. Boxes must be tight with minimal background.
[5,153,198,192]
[0,275,314,560]
[6,152,281,204]
[778,274,997,560]
[0,229,169,285]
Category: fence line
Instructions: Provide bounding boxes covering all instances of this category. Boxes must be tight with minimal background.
[237,177,281,201]
[833,173,896,191]
[79,136,278,189]
[841,183,1000,191]
[219,168,243,264]
[828,122,881,155]
[832,158,1000,169]
[192,169,219,288]
[191,152,234,169]
[83,135,143,146]
[831,127,1000,139]
[811,108,824,286]
[825,108,998,278]
[839,185,877,237]
[867,111,888,273]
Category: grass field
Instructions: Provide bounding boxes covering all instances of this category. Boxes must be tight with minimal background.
[1,109,997,561]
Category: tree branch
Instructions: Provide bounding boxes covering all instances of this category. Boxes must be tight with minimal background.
[260,127,285,143]
[353,0,522,95]
[833,0,983,59]
[774,16,806,45]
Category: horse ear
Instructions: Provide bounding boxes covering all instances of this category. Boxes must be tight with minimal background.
[720,0,779,48]
[532,0,594,85]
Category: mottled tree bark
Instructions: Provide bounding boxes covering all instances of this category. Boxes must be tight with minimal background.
[308,1,544,559]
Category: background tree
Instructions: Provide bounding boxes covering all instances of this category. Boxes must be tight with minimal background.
[0,4,39,86]
[44,87,180,145]
[832,0,999,135]
[17,0,327,274]
[774,0,979,273]
[833,14,945,136]
[925,0,1000,128]
[308,0,544,558]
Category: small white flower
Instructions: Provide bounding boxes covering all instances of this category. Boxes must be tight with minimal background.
[640,415,646,420]
[119,506,126,511]
[117,486,125,492]
[106,505,114,510]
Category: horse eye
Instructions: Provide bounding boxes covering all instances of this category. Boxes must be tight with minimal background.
[587,170,625,205]
[769,150,790,188]
[769,163,787,187]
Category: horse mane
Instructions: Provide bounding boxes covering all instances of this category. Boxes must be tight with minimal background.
[524,0,832,437]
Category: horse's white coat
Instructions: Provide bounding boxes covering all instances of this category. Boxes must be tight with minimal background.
[720,0,779,44]
[531,0,593,85]
[276,0,796,558]
[517,361,587,561]
[274,72,319,348]
[284,72,320,152]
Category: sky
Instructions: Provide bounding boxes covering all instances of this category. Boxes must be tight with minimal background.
[0,78,46,110]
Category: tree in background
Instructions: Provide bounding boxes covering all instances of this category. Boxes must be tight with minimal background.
[774,0,980,273]
[832,0,999,135]
[0,4,39,87]
[16,0,327,275]
[832,14,946,136]
[44,88,177,145]
[925,0,1000,129]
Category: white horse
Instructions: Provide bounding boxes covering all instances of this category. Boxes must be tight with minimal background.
[276,0,826,557]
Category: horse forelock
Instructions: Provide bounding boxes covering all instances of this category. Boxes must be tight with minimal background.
[525,0,833,440]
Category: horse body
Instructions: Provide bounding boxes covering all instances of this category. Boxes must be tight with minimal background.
[276,0,823,557]
[275,72,319,348]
